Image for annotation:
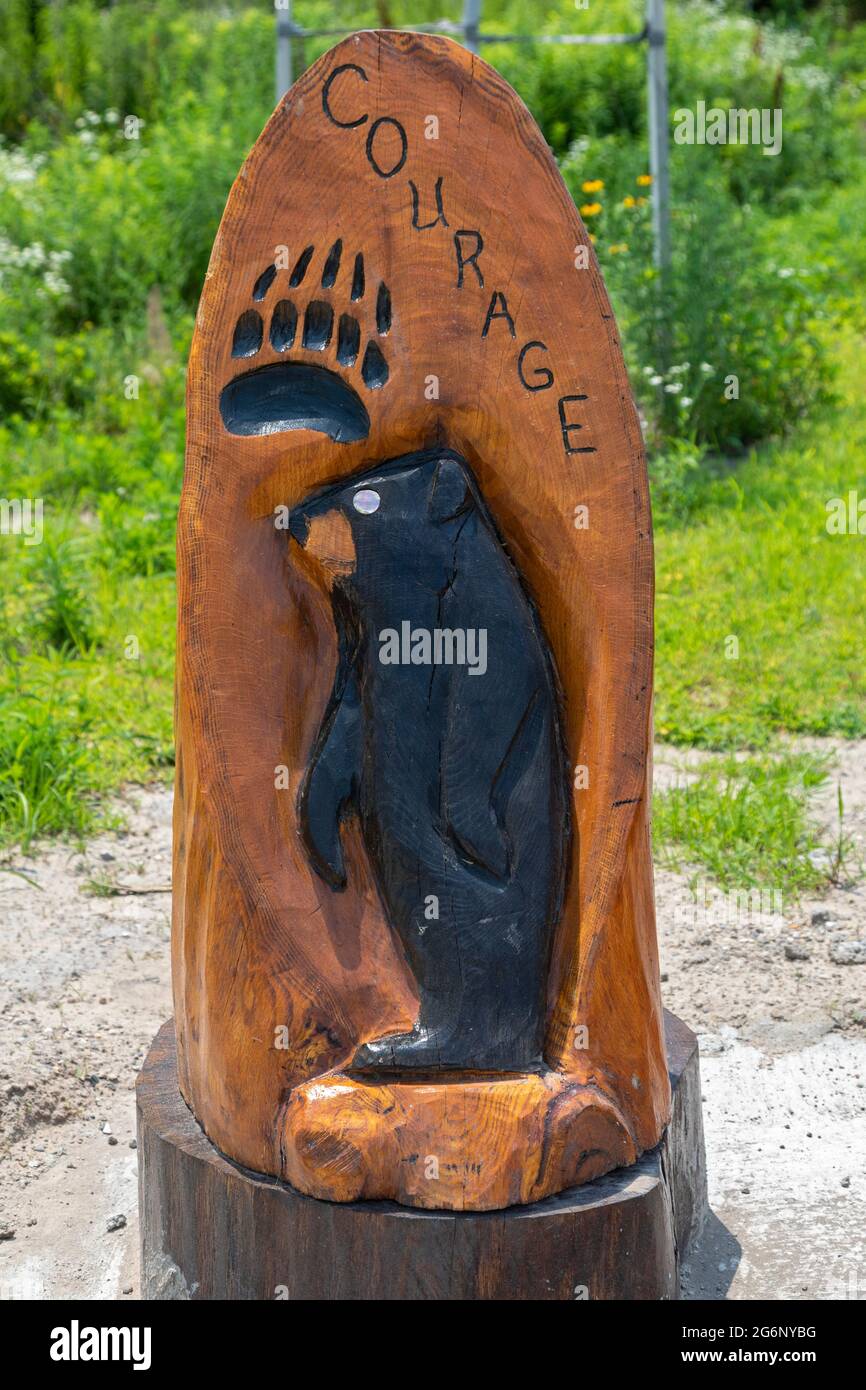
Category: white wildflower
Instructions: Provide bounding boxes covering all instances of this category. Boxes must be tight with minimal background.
[41,270,70,297]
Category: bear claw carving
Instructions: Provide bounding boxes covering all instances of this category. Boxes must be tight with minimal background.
[219,241,392,441]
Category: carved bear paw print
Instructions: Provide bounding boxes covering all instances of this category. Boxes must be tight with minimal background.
[219,241,392,444]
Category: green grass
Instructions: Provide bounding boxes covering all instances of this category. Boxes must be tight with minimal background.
[654,333,866,748]
[0,381,179,850]
[0,574,175,850]
[653,750,857,902]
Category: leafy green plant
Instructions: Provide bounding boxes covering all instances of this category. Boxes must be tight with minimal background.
[0,677,108,847]
[97,491,177,578]
[28,536,95,654]
[648,437,708,525]
[652,750,856,900]
[566,165,837,448]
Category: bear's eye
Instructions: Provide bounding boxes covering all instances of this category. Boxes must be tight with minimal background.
[353,489,380,515]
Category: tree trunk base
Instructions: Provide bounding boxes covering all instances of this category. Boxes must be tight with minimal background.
[136,1012,706,1301]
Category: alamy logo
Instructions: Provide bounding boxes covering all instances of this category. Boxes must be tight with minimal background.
[674,101,783,157]
[50,1321,152,1371]
[826,491,866,535]
[379,621,487,676]
[0,497,43,545]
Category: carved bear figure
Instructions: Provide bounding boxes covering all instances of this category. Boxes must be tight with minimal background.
[290,449,570,1072]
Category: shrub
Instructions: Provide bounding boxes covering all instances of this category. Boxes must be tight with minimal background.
[27,535,95,654]
[561,160,837,447]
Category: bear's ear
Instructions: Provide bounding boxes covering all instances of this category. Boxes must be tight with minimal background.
[427,456,472,524]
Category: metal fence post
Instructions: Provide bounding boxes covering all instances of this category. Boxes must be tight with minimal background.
[646,0,671,273]
[276,0,293,104]
[463,0,482,54]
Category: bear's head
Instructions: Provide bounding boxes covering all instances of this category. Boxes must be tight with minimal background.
[289,449,476,600]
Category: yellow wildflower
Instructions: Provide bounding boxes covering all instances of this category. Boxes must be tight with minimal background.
[582,179,604,193]
[637,173,652,186]
[636,196,648,206]
[580,202,602,217]
[608,243,629,255]
[622,195,636,208]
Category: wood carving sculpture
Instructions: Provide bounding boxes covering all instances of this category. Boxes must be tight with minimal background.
[293,449,569,1073]
[174,29,671,1212]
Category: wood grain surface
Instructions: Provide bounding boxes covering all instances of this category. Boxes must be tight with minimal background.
[174,29,670,1210]
[138,1014,704,1298]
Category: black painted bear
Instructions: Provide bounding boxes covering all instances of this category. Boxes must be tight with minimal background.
[290,449,570,1072]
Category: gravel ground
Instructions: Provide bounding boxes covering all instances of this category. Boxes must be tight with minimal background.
[0,741,864,1300]
[655,738,866,1049]
[0,789,173,1300]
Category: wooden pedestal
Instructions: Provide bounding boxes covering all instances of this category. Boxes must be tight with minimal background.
[137,1011,706,1301]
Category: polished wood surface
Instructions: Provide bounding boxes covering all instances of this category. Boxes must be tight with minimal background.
[174,29,669,1210]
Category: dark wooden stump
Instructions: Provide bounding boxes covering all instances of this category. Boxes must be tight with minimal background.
[137,1011,706,1301]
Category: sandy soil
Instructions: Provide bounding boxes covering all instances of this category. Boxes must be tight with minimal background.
[654,738,866,1049]
[0,742,864,1300]
[0,789,173,1299]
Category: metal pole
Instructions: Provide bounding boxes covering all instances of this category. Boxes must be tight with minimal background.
[463,0,482,54]
[276,0,293,104]
[646,0,671,272]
